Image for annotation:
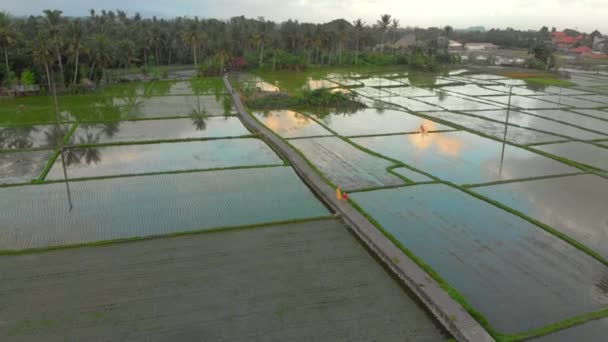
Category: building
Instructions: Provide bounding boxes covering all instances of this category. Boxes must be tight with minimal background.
[593,36,608,53]
[570,46,592,55]
[552,31,585,50]
[448,40,464,51]
[464,43,498,51]
[390,34,417,50]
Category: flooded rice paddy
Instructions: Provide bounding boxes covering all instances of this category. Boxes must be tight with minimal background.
[45,138,283,180]
[2,68,608,339]
[0,167,328,250]
[70,117,250,145]
[352,184,608,333]
[473,174,608,259]
[290,137,404,191]
[352,131,577,185]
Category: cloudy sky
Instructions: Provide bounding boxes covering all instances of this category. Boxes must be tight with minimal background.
[2,0,607,32]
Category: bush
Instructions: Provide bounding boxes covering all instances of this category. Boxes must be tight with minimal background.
[524,58,547,70]
[20,69,36,85]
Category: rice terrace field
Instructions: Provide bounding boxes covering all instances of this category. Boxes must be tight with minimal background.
[2,67,608,341]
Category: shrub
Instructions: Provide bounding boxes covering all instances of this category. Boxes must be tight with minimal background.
[20,69,36,85]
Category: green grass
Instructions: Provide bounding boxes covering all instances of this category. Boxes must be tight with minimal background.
[34,149,60,184]
[0,215,337,256]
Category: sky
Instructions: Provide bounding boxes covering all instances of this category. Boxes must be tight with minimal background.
[1,0,607,33]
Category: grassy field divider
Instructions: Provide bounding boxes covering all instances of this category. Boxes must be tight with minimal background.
[33,149,61,184]
[462,171,587,188]
[63,122,79,145]
[0,215,338,257]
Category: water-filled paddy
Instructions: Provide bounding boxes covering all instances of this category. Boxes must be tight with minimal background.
[523,109,608,133]
[390,167,433,182]
[425,111,564,144]
[382,96,444,112]
[252,110,332,138]
[290,136,403,191]
[352,131,577,185]
[46,138,283,180]
[385,86,438,97]
[530,317,608,342]
[442,84,506,96]
[354,87,394,98]
[573,94,608,105]
[473,174,608,259]
[70,117,249,145]
[0,167,329,250]
[483,85,543,96]
[533,142,608,170]
[467,110,606,140]
[571,108,608,120]
[352,184,608,334]
[485,95,557,109]
[415,94,502,111]
[309,108,453,136]
[128,95,235,118]
[0,150,53,184]
[532,95,605,108]
[147,78,226,96]
[0,124,70,149]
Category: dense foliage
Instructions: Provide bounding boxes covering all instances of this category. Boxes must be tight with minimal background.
[0,10,461,90]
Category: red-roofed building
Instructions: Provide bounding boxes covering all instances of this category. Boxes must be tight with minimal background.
[552,31,585,49]
[570,46,592,55]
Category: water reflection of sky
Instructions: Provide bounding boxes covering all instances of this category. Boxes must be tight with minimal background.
[253,110,331,138]
[71,117,249,145]
[467,110,606,140]
[352,184,608,333]
[45,139,283,180]
[353,131,577,185]
[474,174,608,259]
[310,108,452,137]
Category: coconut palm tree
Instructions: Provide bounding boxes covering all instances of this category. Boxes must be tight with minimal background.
[0,12,15,78]
[181,20,202,68]
[67,19,84,85]
[43,10,66,85]
[32,31,54,90]
[353,19,365,65]
[89,34,112,82]
[377,14,391,55]
[390,19,400,53]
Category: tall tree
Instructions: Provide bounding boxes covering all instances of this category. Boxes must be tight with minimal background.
[43,10,65,85]
[32,31,54,90]
[390,19,400,53]
[181,20,202,68]
[67,19,84,85]
[0,12,15,78]
[377,14,391,55]
[353,19,365,65]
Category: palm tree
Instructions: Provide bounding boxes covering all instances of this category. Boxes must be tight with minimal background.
[181,20,202,68]
[377,14,391,55]
[353,19,365,65]
[67,19,84,85]
[43,10,65,85]
[390,19,400,53]
[0,12,15,77]
[32,31,54,90]
[444,25,453,39]
[89,34,112,82]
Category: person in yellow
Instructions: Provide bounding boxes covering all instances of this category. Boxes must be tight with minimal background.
[336,186,343,200]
